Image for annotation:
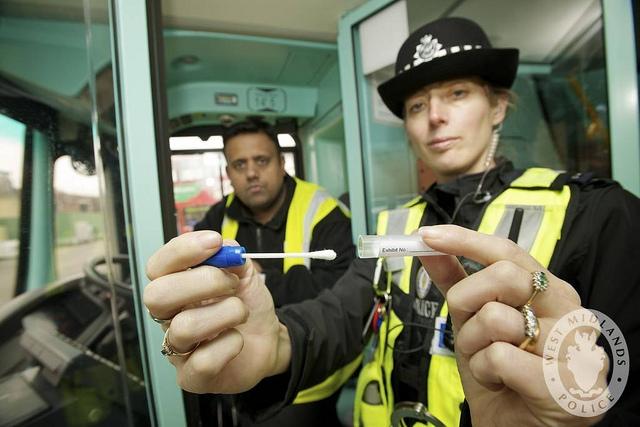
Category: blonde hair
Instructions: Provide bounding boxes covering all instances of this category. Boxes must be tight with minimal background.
[485,85,517,110]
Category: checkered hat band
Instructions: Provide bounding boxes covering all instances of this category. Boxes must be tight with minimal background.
[402,45,484,72]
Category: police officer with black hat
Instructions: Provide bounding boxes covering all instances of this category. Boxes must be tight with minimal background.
[145,16,640,427]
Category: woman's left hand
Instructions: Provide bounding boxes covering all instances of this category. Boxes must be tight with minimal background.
[418,225,606,427]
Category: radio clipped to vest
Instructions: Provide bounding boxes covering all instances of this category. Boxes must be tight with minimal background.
[362,258,391,356]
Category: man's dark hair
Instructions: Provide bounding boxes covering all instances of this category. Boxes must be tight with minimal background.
[222,119,281,155]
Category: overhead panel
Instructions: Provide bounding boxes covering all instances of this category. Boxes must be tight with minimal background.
[167,82,318,121]
[277,50,337,86]
[0,17,111,97]
[164,33,292,86]
[164,31,337,123]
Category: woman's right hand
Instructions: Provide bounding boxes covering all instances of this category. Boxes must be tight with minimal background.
[418,225,603,426]
[144,231,291,394]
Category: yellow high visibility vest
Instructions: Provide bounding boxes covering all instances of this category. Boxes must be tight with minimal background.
[221,177,349,272]
[355,168,572,426]
[222,177,353,404]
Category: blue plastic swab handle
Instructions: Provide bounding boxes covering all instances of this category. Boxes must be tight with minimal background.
[201,246,246,268]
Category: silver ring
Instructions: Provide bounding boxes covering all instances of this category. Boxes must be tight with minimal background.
[526,271,549,305]
[518,303,540,351]
[161,328,200,357]
[149,310,172,325]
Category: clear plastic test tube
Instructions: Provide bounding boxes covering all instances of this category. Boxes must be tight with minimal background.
[357,234,443,258]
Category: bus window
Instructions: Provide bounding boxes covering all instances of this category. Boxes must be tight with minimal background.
[282,151,296,176]
[53,155,104,278]
[0,114,25,304]
[531,23,610,177]
[172,150,229,234]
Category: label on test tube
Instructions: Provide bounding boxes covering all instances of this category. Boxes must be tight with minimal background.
[357,235,441,258]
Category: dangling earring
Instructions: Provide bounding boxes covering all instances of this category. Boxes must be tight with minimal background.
[472,123,502,204]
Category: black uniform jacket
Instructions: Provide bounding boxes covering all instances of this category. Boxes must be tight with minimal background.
[238,162,640,426]
[194,175,355,307]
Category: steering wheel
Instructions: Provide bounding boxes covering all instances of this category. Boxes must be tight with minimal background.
[0,253,149,426]
[82,254,132,297]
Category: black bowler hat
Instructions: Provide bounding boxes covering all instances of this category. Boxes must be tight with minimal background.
[377,17,519,118]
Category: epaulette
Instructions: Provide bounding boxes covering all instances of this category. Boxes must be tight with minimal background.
[549,171,593,190]
[568,172,597,186]
[549,171,616,190]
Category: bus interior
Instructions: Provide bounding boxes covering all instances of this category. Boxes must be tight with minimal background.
[0,0,638,426]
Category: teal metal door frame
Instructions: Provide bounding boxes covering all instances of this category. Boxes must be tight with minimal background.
[26,130,55,291]
[111,0,187,426]
[603,0,640,196]
[337,0,396,240]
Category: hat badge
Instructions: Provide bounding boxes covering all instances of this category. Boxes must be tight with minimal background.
[413,34,443,67]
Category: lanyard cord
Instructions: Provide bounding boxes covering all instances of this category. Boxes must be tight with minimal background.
[448,164,492,224]
[448,124,501,223]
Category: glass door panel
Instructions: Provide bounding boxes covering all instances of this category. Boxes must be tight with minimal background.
[0,1,150,425]
[0,114,25,304]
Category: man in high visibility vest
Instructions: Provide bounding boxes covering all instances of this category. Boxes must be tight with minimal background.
[194,119,354,426]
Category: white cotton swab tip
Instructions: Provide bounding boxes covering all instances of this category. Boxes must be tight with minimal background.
[306,249,337,260]
[242,249,337,261]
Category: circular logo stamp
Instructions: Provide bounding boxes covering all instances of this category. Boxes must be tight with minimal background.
[543,308,629,417]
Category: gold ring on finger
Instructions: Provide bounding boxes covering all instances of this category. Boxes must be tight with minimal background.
[526,271,549,305]
[161,328,200,357]
[518,303,540,351]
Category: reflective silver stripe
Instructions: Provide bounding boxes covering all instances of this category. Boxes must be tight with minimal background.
[336,199,351,217]
[493,205,545,253]
[301,189,332,268]
[383,208,410,282]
